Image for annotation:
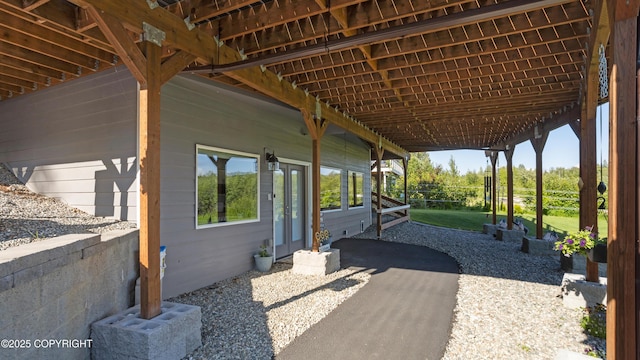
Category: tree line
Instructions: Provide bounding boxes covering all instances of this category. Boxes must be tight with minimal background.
[384,153,609,216]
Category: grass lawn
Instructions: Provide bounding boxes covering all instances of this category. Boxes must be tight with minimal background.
[410,209,608,237]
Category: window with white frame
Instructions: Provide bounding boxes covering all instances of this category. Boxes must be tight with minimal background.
[348,171,364,208]
[196,145,259,227]
[320,166,341,211]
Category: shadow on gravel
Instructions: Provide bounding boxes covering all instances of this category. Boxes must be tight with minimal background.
[169,266,285,359]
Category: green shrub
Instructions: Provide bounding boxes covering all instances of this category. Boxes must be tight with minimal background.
[581,304,606,339]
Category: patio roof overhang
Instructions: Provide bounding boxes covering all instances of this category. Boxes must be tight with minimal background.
[0,0,602,156]
[0,1,638,358]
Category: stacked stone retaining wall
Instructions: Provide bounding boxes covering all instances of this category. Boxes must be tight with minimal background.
[0,230,139,360]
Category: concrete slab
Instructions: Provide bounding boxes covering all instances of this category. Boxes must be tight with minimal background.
[482,223,498,236]
[555,349,602,360]
[496,228,525,243]
[522,237,556,256]
[561,273,607,309]
[292,249,340,276]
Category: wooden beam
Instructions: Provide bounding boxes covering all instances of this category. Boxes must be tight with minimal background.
[495,105,580,149]
[0,8,114,63]
[0,0,111,48]
[75,6,97,32]
[0,22,100,70]
[21,0,49,11]
[611,0,640,20]
[87,6,147,85]
[0,63,51,85]
[569,119,581,140]
[71,0,409,159]
[90,5,197,86]
[70,0,220,64]
[159,50,196,84]
[530,129,549,239]
[138,39,162,320]
[0,73,36,89]
[607,1,639,358]
[0,53,63,80]
[207,0,578,72]
[166,0,275,27]
[211,0,364,41]
[225,68,408,158]
[0,80,24,93]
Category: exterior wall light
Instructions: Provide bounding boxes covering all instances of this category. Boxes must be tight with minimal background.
[266,151,279,171]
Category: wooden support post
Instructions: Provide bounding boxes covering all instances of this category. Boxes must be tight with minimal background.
[402,156,409,207]
[504,146,514,230]
[637,16,640,358]
[302,109,327,252]
[89,6,196,320]
[531,130,549,239]
[581,87,600,283]
[607,3,639,358]
[636,17,640,358]
[375,146,384,239]
[488,151,498,225]
[311,137,321,252]
[138,40,162,320]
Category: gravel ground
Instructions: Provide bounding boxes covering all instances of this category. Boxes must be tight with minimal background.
[169,262,370,359]
[1,162,604,358]
[170,221,604,359]
[355,222,606,359]
[0,164,137,251]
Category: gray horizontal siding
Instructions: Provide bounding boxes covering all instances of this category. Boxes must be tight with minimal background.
[1,69,375,298]
[320,134,373,239]
[0,67,138,221]
[160,75,312,297]
[159,75,374,297]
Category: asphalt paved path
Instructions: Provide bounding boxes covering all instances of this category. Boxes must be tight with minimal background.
[276,238,459,360]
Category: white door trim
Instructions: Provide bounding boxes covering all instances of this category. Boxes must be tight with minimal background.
[272,157,312,253]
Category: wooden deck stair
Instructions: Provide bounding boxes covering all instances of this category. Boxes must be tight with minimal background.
[371,192,411,230]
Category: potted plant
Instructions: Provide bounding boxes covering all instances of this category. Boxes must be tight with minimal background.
[318,229,332,252]
[554,226,598,257]
[554,226,603,270]
[254,245,273,272]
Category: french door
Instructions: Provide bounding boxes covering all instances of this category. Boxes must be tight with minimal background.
[274,164,306,258]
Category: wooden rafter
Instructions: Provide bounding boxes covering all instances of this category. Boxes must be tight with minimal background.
[0,0,597,154]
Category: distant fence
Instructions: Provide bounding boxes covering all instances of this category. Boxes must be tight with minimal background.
[406,186,603,213]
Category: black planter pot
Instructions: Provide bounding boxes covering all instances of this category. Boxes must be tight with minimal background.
[560,254,573,272]
[587,243,607,263]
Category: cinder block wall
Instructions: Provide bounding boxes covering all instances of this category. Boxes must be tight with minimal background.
[0,230,139,360]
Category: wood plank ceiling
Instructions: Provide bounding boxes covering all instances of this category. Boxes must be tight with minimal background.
[0,0,597,153]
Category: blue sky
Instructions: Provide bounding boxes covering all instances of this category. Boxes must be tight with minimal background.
[428,103,610,174]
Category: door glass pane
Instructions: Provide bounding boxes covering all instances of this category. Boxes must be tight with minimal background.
[291,169,304,242]
[274,169,285,246]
